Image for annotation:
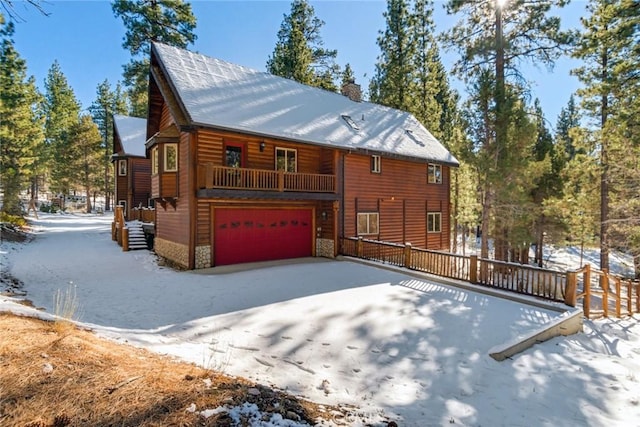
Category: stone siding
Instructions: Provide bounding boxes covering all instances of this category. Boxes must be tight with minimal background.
[316,238,335,258]
[195,245,211,269]
[154,237,189,269]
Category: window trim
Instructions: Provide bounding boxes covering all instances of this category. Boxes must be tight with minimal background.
[427,212,442,233]
[371,155,381,173]
[428,163,442,184]
[164,143,178,173]
[151,147,158,175]
[118,200,127,217]
[275,147,297,173]
[357,212,379,236]
[118,159,127,176]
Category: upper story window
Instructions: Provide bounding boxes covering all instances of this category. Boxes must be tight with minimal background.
[371,155,381,173]
[164,143,178,172]
[276,147,297,172]
[225,143,244,168]
[427,212,442,233]
[151,147,158,175]
[118,159,127,176]
[428,163,442,184]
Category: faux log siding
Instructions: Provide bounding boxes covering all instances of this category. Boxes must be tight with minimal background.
[115,173,127,207]
[160,103,175,129]
[317,200,334,240]
[131,158,151,208]
[155,132,191,246]
[343,153,450,250]
[196,200,210,246]
[195,129,323,173]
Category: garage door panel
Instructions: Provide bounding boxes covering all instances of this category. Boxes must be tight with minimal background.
[214,208,312,266]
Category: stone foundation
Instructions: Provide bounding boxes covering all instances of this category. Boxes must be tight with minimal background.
[195,245,211,269]
[316,238,335,258]
[154,237,189,269]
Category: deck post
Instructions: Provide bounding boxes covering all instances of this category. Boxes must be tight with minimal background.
[469,255,478,284]
[564,271,577,307]
[404,243,412,269]
[356,237,363,258]
[111,222,117,241]
[122,227,129,252]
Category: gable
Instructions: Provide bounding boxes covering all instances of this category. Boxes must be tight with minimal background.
[113,115,147,157]
[151,43,459,167]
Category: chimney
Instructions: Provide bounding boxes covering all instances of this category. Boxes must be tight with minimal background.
[341,80,362,102]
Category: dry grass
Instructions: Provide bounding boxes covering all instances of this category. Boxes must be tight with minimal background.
[0,313,347,427]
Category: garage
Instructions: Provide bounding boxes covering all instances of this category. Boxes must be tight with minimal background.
[214,208,313,266]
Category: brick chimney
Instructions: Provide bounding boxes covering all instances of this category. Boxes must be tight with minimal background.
[340,80,362,102]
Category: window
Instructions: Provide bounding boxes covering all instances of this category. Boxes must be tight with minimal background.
[371,155,381,173]
[276,147,297,172]
[428,163,442,184]
[118,160,127,176]
[427,212,442,233]
[357,212,379,235]
[118,200,127,216]
[164,143,178,172]
[341,114,360,131]
[225,144,243,168]
[151,147,158,175]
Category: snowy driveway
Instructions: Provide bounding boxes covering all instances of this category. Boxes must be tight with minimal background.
[5,213,635,427]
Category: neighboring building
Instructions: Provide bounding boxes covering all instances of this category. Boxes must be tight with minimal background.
[112,114,151,218]
[145,42,459,269]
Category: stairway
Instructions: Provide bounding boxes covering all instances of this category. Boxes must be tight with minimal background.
[126,221,148,250]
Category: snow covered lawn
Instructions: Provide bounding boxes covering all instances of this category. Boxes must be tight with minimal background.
[1,213,639,426]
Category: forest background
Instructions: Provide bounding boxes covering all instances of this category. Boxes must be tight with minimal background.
[0,0,638,277]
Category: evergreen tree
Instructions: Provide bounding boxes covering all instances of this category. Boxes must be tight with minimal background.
[555,94,581,160]
[572,0,639,272]
[0,16,44,216]
[267,0,339,91]
[89,79,128,211]
[369,0,414,110]
[443,0,572,260]
[112,0,197,116]
[340,63,355,86]
[43,61,80,198]
[68,115,102,213]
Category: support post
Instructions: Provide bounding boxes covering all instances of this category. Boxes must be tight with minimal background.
[564,271,577,307]
[356,236,363,258]
[404,243,412,269]
[122,227,129,252]
[470,255,478,284]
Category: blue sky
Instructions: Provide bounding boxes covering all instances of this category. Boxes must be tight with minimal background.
[10,0,587,125]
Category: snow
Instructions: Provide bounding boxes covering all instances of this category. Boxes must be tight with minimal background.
[113,114,147,157]
[2,213,639,426]
[152,43,459,166]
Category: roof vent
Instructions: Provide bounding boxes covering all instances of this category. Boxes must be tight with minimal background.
[341,115,360,131]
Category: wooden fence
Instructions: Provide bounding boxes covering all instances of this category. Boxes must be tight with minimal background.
[130,207,155,223]
[341,237,640,318]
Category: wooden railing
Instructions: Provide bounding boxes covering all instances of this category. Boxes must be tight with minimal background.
[130,207,155,223]
[197,164,335,193]
[568,264,640,318]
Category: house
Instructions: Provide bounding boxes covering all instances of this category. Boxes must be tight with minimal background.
[112,114,151,218]
[145,42,459,269]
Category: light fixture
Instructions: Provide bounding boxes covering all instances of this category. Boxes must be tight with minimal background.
[259,141,265,152]
[321,211,328,221]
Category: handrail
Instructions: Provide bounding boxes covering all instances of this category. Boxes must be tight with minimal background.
[197,164,335,193]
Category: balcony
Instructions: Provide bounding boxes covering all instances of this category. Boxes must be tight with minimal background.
[197,164,336,198]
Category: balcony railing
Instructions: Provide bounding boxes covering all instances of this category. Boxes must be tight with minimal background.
[197,164,335,193]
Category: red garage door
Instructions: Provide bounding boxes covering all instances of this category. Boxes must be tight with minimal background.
[214,208,313,266]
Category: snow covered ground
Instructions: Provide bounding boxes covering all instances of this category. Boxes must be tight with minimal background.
[1,213,639,426]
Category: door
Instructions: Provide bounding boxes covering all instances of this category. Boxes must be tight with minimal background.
[214,208,313,266]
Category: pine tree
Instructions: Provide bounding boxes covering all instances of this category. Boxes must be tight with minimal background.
[572,0,639,272]
[555,94,581,160]
[340,63,355,86]
[89,79,128,211]
[112,0,197,116]
[267,0,339,91]
[0,16,44,216]
[43,61,80,198]
[443,0,572,260]
[68,115,102,213]
[369,0,414,110]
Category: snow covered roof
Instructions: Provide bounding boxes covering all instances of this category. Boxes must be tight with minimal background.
[152,43,459,166]
[113,114,147,157]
